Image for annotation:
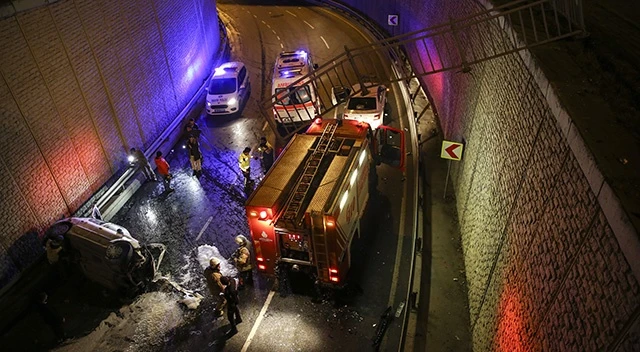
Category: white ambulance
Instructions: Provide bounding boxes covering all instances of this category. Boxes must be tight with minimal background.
[271,50,319,124]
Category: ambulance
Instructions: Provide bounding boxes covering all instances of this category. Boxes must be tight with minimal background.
[271,50,320,124]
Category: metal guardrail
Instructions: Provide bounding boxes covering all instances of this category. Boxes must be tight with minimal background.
[263,0,587,143]
[90,15,231,217]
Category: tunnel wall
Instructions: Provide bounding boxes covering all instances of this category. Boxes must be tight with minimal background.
[0,0,219,289]
[335,0,640,350]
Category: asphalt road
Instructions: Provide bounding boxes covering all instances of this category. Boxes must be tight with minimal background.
[150,1,416,350]
[0,2,419,351]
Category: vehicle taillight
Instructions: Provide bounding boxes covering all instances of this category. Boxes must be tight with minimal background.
[326,219,335,228]
[329,268,339,283]
[258,264,267,270]
[259,210,268,220]
[314,116,322,125]
[257,256,264,262]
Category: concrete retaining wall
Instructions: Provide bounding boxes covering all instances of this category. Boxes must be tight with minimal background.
[336,0,640,350]
[0,0,220,289]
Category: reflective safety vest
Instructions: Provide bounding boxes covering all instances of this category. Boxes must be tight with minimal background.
[238,152,250,172]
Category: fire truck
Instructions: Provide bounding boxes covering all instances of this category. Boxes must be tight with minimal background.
[245,118,404,287]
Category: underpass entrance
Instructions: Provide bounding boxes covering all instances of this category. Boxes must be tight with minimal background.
[262,0,587,143]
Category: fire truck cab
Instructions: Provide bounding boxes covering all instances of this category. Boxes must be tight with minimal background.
[245,118,404,287]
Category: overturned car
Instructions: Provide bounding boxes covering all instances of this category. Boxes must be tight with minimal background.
[44,217,164,295]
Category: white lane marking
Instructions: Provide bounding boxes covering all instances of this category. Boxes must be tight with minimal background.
[303,20,315,29]
[253,15,257,18]
[276,35,281,41]
[195,216,213,242]
[286,10,297,17]
[280,43,284,49]
[261,20,266,25]
[241,290,276,352]
[266,24,271,29]
[272,29,277,35]
[320,36,330,49]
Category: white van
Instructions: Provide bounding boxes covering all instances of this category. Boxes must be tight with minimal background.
[44,217,154,295]
[271,50,319,123]
[206,62,250,116]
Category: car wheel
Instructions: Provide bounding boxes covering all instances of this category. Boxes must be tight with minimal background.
[46,222,71,238]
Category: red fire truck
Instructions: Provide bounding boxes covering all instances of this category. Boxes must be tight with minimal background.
[245,118,404,287]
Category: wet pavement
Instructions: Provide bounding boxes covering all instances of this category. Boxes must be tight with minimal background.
[0,3,474,351]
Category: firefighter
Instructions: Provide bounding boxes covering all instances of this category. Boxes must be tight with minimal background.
[256,137,274,174]
[204,257,226,317]
[238,147,252,187]
[230,235,253,289]
[129,147,157,182]
[220,276,241,337]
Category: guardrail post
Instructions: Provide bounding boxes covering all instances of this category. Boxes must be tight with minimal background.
[449,16,471,73]
[344,45,368,95]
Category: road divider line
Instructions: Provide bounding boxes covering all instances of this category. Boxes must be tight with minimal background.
[286,10,297,17]
[303,20,315,29]
[320,36,330,49]
[195,216,213,242]
[241,290,276,352]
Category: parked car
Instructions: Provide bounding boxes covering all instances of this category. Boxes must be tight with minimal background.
[206,61,251,116]
[44,217,161,295]
[342,83,390,130]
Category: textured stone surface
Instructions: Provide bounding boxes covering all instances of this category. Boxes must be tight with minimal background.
[0,0,220,288]
[336,0,640,350]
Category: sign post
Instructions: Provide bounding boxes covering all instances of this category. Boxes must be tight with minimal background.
[440,140,464,199]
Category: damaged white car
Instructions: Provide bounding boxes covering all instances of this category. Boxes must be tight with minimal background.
[44,217,165,296]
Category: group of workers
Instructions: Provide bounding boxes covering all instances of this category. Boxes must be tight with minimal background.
[238,136,274,187]
[204,235,253,337]
[129,117,274,191]
[127,117,269,337]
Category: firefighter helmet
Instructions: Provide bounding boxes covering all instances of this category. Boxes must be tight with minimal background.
[209,257,220,267]
[235,235,246,246]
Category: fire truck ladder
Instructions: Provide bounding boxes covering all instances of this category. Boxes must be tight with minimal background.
[310,210,330,282]
[280,122,339,228]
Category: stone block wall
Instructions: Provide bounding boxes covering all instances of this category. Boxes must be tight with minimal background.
[0,0,219,288]
[335,0,640,350]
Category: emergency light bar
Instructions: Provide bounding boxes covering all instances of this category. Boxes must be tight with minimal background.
[279,68,302,78]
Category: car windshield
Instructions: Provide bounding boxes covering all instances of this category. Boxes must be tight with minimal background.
[347,97,377,110]
[208,78,237,94]
[275,85,312,105]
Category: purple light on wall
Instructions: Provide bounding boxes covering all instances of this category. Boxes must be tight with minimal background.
[412,36,445,107]
[185,56,203,85]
